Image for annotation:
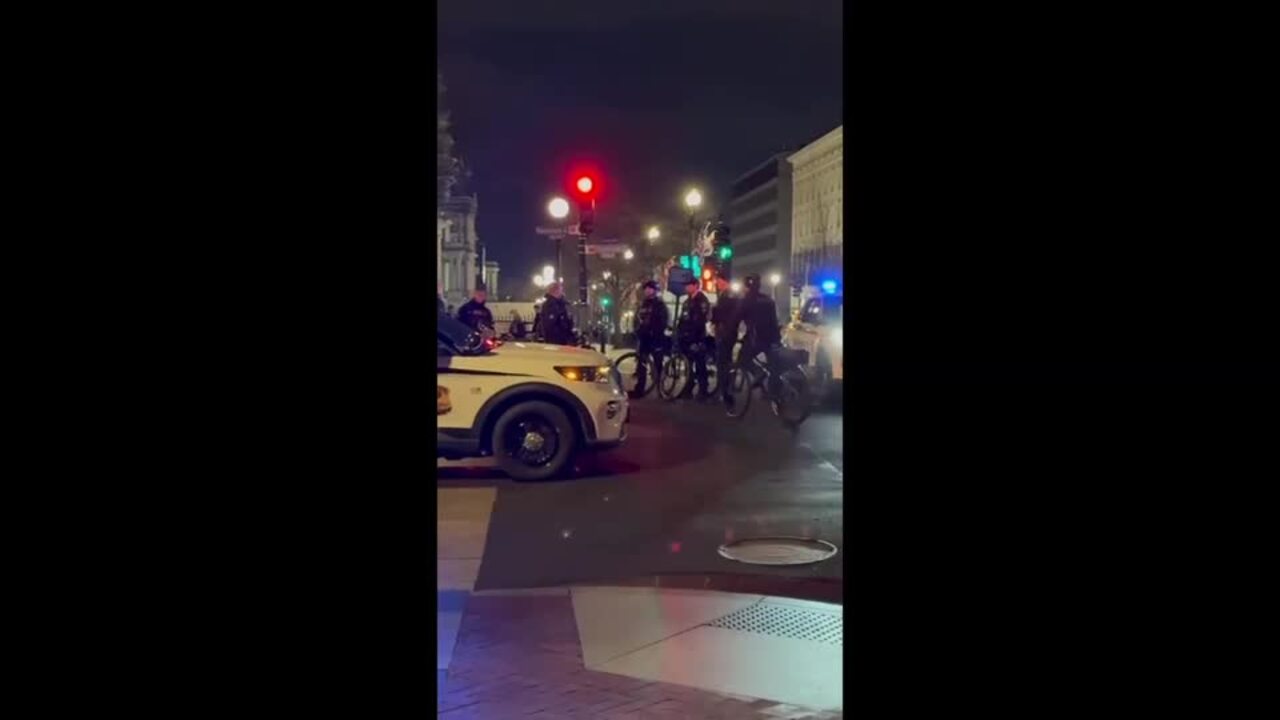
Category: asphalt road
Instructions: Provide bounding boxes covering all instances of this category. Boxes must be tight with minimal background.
[437,391,844,597]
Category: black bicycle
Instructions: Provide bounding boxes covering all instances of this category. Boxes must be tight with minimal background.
[612,336,670,398]
[724,342,812,428]
[658,335,719,401]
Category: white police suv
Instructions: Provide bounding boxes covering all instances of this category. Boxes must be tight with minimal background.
[436,312,628,481]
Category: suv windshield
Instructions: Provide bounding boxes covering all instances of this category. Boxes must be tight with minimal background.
[438,311,487,355]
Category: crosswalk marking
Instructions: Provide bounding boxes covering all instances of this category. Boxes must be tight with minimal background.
[437,487,497,672]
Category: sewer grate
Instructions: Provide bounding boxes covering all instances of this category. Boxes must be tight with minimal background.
[706,601,843,646]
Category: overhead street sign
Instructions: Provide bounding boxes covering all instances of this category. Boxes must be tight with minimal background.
[535,225,582,237]
[589,244,630,259]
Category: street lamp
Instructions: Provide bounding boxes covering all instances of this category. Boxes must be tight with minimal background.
[602,271,612,280]
[624,249,634,261]
[684,188,703,258]
[647,226,660,242]
[769,273,781,286]
[547,198,570,284]
[684,189,702,210]
[543,265,555,277]
[547,197,569,219]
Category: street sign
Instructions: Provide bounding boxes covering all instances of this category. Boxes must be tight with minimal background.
[590,244,629,259]
[668,267,694,293]
[535,225,582,236]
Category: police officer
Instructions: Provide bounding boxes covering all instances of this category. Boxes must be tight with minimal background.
[711,274,743,407]
[633,280,670,397]
[677,277,713,399]
[738,274,782,378]
[456,285,494,333]
[539,282,575,345]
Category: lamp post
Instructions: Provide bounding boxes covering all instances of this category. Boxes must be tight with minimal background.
[548,197,569,278]
[684,188,702,257]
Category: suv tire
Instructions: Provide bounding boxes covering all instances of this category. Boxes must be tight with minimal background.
[492,400,577,481]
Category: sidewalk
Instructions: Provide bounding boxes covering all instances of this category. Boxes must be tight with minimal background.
[438,586,843,718]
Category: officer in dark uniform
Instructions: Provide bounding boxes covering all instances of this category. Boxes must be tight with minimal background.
[539,282,575,345]
[711,274,743,407]
[633,280,670,396]
[738,274,783,379]
[456,285,494,333]
[677,277,713,399]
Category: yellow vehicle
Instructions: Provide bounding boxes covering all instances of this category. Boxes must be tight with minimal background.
[781,286,843,399]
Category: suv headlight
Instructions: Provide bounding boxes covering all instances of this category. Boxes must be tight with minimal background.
[555,366,615,384]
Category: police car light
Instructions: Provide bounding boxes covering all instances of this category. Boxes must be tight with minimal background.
[821,280,838,294]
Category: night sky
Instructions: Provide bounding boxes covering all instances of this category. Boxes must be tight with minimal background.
[438,0,843,292]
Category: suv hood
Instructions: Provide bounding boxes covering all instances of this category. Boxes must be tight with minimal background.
[489,342,610,366]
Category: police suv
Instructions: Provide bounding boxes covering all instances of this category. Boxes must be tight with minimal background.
[436,312,628,480]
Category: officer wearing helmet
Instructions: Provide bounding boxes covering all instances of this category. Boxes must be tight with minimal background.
[711,274,743,407]
[632,279,670,396]
[739,273,782,371]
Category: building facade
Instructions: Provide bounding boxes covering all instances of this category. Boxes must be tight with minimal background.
[727,152,794,317]
[440,194,480,309]
[787,126,843,291]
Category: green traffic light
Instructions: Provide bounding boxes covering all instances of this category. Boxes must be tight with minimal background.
[601,297,611,307]
[718,246,733,260]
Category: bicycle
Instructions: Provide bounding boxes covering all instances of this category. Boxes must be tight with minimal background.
[723,342,812,428]
[658,334,719,401]
[612,335,670,399]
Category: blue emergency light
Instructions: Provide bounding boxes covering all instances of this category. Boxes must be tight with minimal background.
[821,280,838,294]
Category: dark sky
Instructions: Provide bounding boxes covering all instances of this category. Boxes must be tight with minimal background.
[438,0,843,289]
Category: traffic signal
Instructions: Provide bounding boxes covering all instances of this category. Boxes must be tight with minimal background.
[570,172,599,235]
[701,267,716,293]
[601,296,611,308]
[710,220,732,278]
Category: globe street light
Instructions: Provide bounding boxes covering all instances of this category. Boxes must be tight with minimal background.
[624,249,635,261]
[543,265,555,277]
[769,273,782,286]
[684,188,703,257]
[602,271,612,280]
[547,197,569,219]
[647,226,660,242]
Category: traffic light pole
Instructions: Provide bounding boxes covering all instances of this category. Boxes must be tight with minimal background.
[577,200,592,306]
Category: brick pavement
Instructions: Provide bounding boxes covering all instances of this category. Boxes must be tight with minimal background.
[438,592,842,719]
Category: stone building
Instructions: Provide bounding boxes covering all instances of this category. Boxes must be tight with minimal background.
[440,194,480,309]
[788,126,844,290]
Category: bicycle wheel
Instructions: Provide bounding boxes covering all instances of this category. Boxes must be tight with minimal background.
[725,365,753,418]
[613,352,653,398]
[770,368,813,428]
[704,355,719,396]
[659,354,689,401]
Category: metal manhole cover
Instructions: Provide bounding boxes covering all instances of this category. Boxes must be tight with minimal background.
[717,537,838,566]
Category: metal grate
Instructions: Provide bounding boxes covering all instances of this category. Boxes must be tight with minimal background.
[706,601,843,646]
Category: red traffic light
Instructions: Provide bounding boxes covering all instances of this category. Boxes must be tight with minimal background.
[576,176,594,194]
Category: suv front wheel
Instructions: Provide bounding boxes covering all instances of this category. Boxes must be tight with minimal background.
[492,401,577,481]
